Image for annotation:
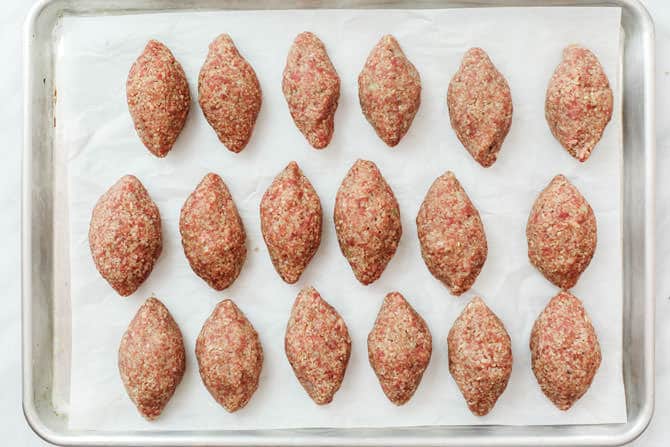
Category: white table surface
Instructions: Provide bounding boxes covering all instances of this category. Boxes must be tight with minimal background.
[1,1,667,445]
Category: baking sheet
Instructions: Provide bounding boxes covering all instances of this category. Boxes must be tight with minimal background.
[59,7,626,430]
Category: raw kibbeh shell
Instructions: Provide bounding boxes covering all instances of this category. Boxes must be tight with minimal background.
[285,286,352,405]
[196,299,263,412]
[416,171,488,295]
[126,39,190,158]
[447,296,512,416]
[260,161,322,284]
[88,175,162,297]
[334,159,402,285]
[367,292,432,405]
[118,297,186,420]
[545,45,613,162]
[179,173,247,290]
[530,291,601,410]
[447,47,513,167]
[199,34,262,153]
[358,35,421,147]
[526,174,597,289]
[282,32,340,149]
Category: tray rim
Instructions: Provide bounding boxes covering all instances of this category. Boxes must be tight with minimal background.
[21,0,655,445]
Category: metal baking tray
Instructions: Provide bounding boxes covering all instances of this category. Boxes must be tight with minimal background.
[22,0,655,445]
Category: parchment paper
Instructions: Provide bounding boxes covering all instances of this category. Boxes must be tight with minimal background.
[59,7,626,430]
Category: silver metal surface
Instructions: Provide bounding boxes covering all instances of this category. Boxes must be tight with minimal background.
[22,0,655,445]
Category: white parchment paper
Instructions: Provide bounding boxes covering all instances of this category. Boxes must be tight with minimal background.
[59,7,626,430]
